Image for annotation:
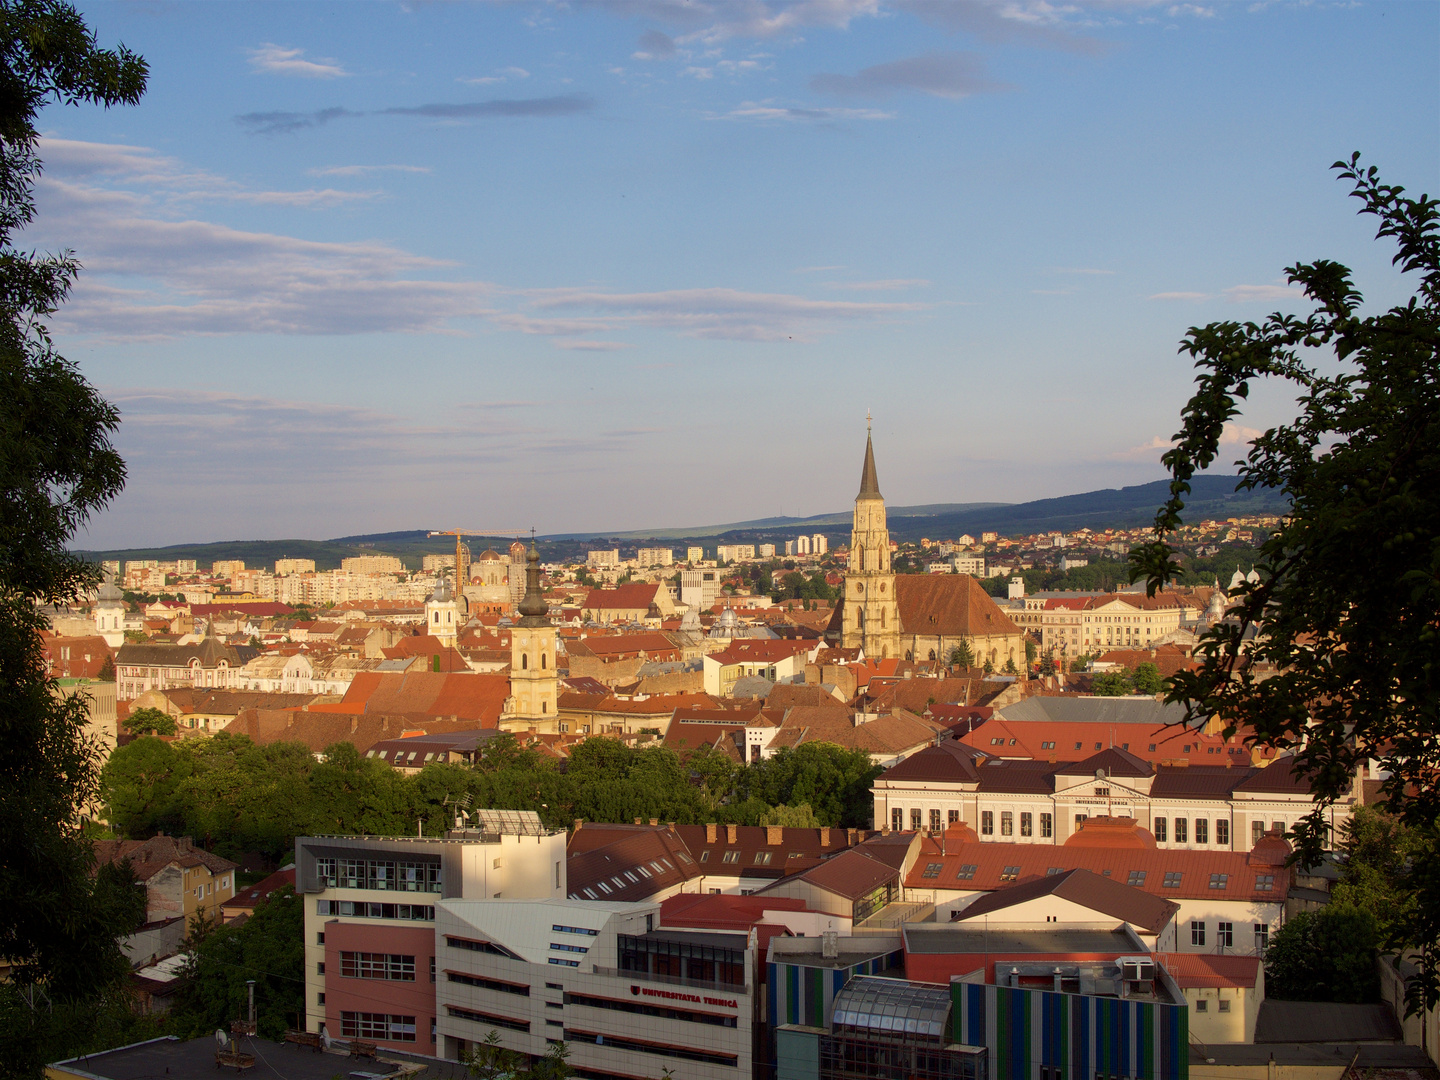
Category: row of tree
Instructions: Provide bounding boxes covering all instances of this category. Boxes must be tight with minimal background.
[98,732,882,861]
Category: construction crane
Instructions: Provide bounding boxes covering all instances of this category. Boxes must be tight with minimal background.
[427,529,530,590]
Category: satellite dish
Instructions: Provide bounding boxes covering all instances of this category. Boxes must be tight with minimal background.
[215,1030,229,1050]
[1095,768,1107,781]
[321,1029,335,1051]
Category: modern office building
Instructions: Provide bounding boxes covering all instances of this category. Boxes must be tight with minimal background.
[295,810,568,1054]
[435,896,758,1079]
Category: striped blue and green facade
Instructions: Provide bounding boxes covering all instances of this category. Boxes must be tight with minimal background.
[952,983,1187,1080]
[768,950,904,1029]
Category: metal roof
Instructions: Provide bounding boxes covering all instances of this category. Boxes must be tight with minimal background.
[832,975,951,1040]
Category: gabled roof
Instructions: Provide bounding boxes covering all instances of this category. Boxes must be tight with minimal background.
[565,825,700,902]
[706,639,814,665]
[952,867,1179,934]
[94,835,237,880]
[583,584,661,610]
[1059,746,1155,780]
[773,847,898,900]
[904,837,1289,903]
[879,740,985,784]
[893,575,1022,639]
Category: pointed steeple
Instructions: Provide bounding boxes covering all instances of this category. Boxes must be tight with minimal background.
[858,413,881,499]
[517,531,549,626]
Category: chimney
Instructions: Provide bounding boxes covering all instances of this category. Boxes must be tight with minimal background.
[766,826,783,846]
[820,827,831,847]
[706,823,718,843]
[634,818,643,826]
[847,829,858,845]
[726,823,738,843]
[649,818,659,827]
[573,819,584,832]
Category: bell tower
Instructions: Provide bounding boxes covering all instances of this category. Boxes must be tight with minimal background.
[841,415,900,657]
[424,576,459,648]
[507,535,558,727]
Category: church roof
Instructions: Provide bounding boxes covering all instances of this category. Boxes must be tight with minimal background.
[893,575,1022,638]
[858,430,882,499]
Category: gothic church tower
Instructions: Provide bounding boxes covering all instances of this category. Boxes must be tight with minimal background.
[841,419,900,657]
[507,540,558,726]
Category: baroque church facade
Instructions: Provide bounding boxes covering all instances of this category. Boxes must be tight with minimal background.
[830,425,1028,670]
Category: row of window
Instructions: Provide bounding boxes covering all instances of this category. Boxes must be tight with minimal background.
[340,952,415,981]
[316,899,435,921]
[340,1012,416,1042]
[923,863,1276,891]
[1191,920,1269,951]
[315,857,442,893]
[892,808,1286,848]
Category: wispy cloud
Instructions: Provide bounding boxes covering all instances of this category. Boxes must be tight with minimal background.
[458,66,531,85]
[246,43,349,79]
[555,340,633,351]
[812,51,1009,99]
[1223,283,1305,303]
[824,279,929,291]
[1113,422,1264,461]
[601,0,884,45]
[306,164,431,177]
[236,96,593,135]
[38,137,379,209]
[892,0,1111,55]
[633,29,678,59]
[1148,282,1307,304]
[35,139,926,345]
[720,100,894,122]
[235,107,362,136]
[531,286,923,342]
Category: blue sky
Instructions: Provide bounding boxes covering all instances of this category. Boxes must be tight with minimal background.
[43,0,1438,547]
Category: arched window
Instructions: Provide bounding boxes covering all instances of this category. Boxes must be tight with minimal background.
[880,609,886,628]
[857,609,865,628]
[521,654,528,670]
[928,649,936,661]
[542,701,548,713]
[855,544,864,570]
[541,653,547,669]
[905,650,913,661]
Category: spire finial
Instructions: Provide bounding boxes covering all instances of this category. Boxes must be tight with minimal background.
[866,409,872,432]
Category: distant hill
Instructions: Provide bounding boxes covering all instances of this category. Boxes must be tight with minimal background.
[75,475,1286,569]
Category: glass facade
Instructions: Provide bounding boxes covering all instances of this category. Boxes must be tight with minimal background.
[618,933,747,990]
[814,976,984,1080]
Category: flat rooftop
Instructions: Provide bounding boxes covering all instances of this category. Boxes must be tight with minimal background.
[51,1035,475,1080]
[905,926,1135,955]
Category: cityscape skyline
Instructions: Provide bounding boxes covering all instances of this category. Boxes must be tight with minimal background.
[41,1,1438,548]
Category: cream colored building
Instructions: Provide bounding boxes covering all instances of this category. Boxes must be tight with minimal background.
[341,555,404,574]
[502,544,559,732]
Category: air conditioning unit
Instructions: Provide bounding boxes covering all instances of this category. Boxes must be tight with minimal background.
[1119,957,1155,983]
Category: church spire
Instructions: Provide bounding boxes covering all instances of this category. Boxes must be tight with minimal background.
[858,413,881,499]
[516,529,549,626]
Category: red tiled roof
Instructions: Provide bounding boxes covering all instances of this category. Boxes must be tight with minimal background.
[904,836,1288,903]
[660,893,810,932]
[776,848,898,900]
[707,639,815,665]
[583,584,661,610]
[893,575,1022,638]
[1158,952,1262,989]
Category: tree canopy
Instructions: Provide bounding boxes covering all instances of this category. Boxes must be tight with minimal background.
[1131,155,1439,1010]
[99,732,881,862]
[0,2,146,1073]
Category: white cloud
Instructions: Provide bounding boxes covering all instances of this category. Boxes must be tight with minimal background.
[1113,421,1262,461]
[1148,290,1211,301]
[720,100,894,122]
[459,66,531,85]
[246,43,349,79]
